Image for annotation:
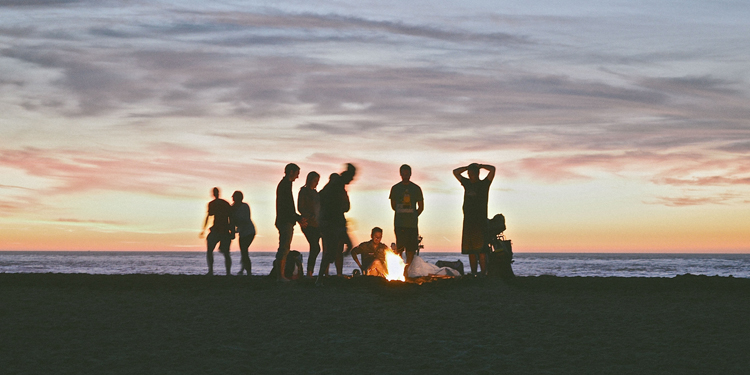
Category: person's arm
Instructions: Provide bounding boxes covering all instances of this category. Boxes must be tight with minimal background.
[200,212,210,238]
[228,205,235,237]
[389,186,398,211]
[350,246,363,270]
[343,189,350,214]
[298,189,310,217]
[453,166,468,182]
[416,186,424,216]
[482,164,496,183]
[297,189,310,228]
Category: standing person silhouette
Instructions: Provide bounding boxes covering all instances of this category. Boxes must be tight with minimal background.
[274,163,306,281]
[389,164,423,276]
[316,164,356,286]
[297,171,320,277]
[298,171,321,277]
[231,190,256,276]
[200,187,233,276]
[453,163,496,275]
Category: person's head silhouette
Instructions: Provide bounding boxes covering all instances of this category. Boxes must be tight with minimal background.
[468,163,480,182]
[399,164,411,183]
[284,163,300,182]
[232,190,243,204]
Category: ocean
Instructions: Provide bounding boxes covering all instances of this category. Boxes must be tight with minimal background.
[1,251,748,278]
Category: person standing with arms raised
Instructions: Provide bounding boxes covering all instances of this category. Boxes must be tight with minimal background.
[275,163,306,281]
[389,164,424,275]
[453,163,496,276]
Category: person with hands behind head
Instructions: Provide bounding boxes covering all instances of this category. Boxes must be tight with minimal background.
[453,163,496,276]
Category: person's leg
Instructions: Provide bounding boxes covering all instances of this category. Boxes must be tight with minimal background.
[478,253,487,275]
[335,252,344,276]
[276,223,294,280]
[334,226,348,275]
[320,228,335,277]
[239,233,254,275]
[219,234,232,275]
[369,259,387,277]
[468,253,478,274]
[394,227,405,258]
[401,227,419,277]
[316,227,338,284]
[405,249,416,266]
[206,231,219,275]
[303,226,321,277]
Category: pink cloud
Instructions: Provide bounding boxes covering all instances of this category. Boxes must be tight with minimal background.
[0,146,280,198]
[56,218,126,225]
[650,194,739,207]
[656,176,750,186]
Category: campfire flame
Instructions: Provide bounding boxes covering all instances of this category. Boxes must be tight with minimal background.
[384,250,406,281]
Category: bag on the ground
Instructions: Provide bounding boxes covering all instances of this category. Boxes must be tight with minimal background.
[487,214,515,280]
[407,256,461,278]
[436,260,465,276]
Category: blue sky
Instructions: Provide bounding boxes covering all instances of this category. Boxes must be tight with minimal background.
[1,0,749,252]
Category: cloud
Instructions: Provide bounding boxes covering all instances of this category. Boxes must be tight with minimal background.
[649,193,741,207]
[0,0,78,6]
[718,141,750,153]
[56,218,125,225]
[0,146,280,198]
[656,176,750,186]
[203,11,530,45]
[640,75,741,97]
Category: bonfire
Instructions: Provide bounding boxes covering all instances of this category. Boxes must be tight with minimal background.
[383,250,406,282]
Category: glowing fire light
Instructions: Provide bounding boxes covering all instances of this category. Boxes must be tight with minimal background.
[384,250,406,282]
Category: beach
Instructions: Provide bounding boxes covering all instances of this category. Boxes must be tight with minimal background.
[1,274,748,374]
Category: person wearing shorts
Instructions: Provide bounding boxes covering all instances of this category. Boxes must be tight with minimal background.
[200,187,234,276]
[389,164,423,276]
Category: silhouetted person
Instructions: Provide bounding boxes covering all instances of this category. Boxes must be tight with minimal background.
[275,163,306,281]
[317,164,356,285]
[232,190,256,276]
[298,171,321,277]
[389,164,423,276]
[200,187,233,275]
[453,163,496,275]
[351,227,388,277]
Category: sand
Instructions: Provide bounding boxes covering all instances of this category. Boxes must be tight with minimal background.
[1,273,748,374]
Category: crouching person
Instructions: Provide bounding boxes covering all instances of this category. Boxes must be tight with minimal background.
[351,227,388,277]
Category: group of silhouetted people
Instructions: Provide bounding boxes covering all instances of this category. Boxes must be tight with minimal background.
[200,162,496,281]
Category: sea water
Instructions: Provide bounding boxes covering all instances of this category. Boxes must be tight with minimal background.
[1,251,749,278]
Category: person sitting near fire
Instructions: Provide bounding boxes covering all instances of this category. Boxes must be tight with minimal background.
[350,227,389,277]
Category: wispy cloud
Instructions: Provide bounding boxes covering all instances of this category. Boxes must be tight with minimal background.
[650,193,741,207]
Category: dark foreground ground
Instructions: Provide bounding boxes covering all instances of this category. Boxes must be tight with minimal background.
[1,273,749,375]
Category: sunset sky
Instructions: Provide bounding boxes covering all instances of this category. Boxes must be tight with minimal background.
[1,0,749,253]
